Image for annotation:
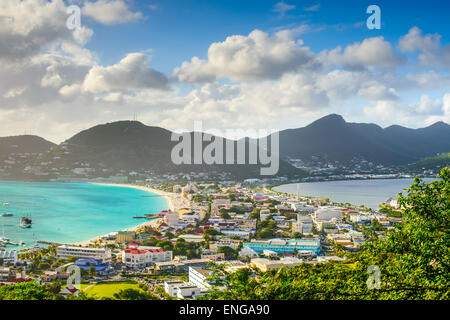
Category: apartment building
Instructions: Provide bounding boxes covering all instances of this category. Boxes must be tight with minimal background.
[56,245,112,263]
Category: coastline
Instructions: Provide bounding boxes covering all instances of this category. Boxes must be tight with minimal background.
[69,183,190,247]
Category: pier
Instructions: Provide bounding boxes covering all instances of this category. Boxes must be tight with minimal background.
[36,241,64,246]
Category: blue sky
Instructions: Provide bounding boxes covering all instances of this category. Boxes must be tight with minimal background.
[85,0,450,71]
[0,0,449,142]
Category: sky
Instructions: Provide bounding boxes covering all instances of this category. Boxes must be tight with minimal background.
[1,0,450,143]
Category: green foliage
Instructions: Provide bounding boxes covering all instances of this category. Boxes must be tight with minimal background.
[112,288,158,300]
[0,281,63,300]
[217,246,238,260]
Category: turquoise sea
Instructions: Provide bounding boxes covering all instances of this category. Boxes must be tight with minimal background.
[0,181,168,250]
[273,178,438,210]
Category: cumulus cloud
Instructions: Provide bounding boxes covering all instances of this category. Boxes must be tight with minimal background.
[398,27,441,53]
[398,27,450,69]
[324,36,404,69]
[415,95,443,114]
[82,0,144,25]
[0,0,93,62]
[173,29,318,83]
[82,53,169,93]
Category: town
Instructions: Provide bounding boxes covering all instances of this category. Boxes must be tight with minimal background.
[0,179,402,299]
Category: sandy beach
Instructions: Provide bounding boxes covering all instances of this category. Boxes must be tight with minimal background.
[69,183,190,246]
[90,182,191,212]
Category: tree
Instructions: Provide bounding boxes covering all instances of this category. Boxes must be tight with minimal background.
[220,212,231,220]
[38,262,50,270]
[217,246,238,260]
[88,265,96,277]
[113,288,158,300]
[0,281,63,300]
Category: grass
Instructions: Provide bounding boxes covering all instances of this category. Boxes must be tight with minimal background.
[84,281,142,299]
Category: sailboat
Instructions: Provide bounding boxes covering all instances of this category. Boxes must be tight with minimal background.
[20,213,32,228]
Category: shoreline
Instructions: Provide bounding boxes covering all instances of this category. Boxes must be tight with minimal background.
[69,183,190,247]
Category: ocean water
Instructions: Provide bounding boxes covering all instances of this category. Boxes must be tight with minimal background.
[0,181,168,250]
[273,178,438,210]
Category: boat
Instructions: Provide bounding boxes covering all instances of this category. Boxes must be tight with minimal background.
[2,212,13,217]
[21,216,32,224]
[3,203,9,206]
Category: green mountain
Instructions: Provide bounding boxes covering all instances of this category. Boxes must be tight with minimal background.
[276,114,450,165]
[0,135,56,160]
[407,152,450,171]
[29,121,302,179]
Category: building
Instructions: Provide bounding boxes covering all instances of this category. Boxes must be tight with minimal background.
[116,231,136,243]
[238,247,258,259]
[178,234,204,243]
[312,208,342,231]
[43,271,69,282]
[75,259,110,275]
[189,267,213,290]
[250,257,303,272]
[164,280,186,297]
[122,248,172,269]
[243,238,321,256]
[0,250,18,266]
[200,252,225,261]
[209,240,241,251]
[154,258,210,274]
[221,230,251,239]
[56,245,112,263]
[294,214,313,234]
[164,210,179,227]
[0,267,14,281]
[58,287,79,297]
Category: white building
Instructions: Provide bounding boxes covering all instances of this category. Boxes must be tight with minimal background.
[259,209,270,222]
[189,267,213,290]
[238,247,259,259]
[56,245,112,263]
[164,210,179,227]
[313,208,342,231]
[294,214,313,234]
[0,250,18,266]
[221,230,251,239]
[164,280,203,299]
[122,248,172,269]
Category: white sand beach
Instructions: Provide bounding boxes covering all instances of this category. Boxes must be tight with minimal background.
[69,183,190,246]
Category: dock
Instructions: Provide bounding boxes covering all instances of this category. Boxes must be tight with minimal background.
[36,241,64,246]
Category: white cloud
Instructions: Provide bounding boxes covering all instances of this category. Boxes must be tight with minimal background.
[0,0,93,62]
[173,29,318,83]
[82,0,144,25]
[415,95,443,114]
[324,36,404,69]
[273,2,296,16]
[304,4,320,12]
[82,53,169,93]
[398,27,440,53]
[398,27,450,69]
